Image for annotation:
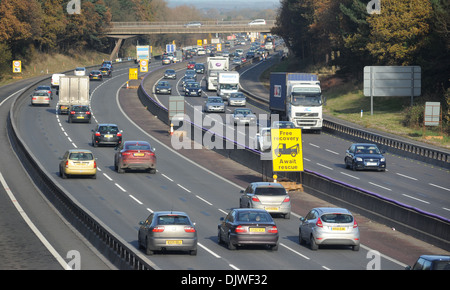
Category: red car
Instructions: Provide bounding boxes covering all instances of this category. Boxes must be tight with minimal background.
[114,141,156,174]
[187,61,196,69]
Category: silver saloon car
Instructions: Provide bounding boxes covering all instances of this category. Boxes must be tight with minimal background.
[228,92,246,106]
[138,211,197,255]
[239,182,291,219]
[204,96,225,113]
[232,108,257,126]
[298,207,360,251]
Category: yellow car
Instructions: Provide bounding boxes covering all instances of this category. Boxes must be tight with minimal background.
[59,149,97,179]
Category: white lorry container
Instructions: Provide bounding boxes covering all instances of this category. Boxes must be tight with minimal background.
[269,73,325,132]
[58,76,90,114]
[217,71,240,100]
[206,56,229,91]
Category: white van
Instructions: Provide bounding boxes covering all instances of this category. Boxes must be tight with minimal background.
[51,73,65,88]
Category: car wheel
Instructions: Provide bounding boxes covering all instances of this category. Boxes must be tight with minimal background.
[217,228,223,244]
[227,234,236,250]
[284,212,290,219]
[352,245,360,251]
[91,174,96,179]
[352,161,357,171]
[270,244,278,251]
[145,238,154,255]
[117,166,125,173]
[190,248,197,256]
[298,229,305,245]
[310,235,318,250]
[344,159,350,169]
[148,168,156,174]
[60,167,67,179]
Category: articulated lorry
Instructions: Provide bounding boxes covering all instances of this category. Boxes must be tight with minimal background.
[206,56,229,91]
[136,45,151,64]
[269,72,324,133]
[217,71,240,100]
[58,76,90,114]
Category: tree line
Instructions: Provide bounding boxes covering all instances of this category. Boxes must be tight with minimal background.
[273,0,449,129]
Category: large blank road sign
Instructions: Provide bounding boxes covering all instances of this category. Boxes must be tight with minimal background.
[271,128,303,172]
[364,66,421,97]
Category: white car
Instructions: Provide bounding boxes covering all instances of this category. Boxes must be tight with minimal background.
[248,19,266,26]
[74,67,86,76]
[254,127,271,152]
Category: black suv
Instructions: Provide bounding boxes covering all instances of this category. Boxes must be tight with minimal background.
[92,123,122,147]
[68,105,91,123]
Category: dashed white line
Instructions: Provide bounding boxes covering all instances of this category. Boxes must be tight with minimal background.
[325,149,339,155]
[161,174,173,182]
[395,173,417,180]
[309,143,320,148]
[114,183,126,192]
[129,195,143,205]
[196,195,213,205]
[229,264,240,270]
[280,243,310,260]
[198,242,221,258]
[340,172,360,179]
[177,184,191,193]
[368,182,392,191]
[316,163,333,170]
[103,173,112,181]
[429,183,450,192]
[402,194,430,204]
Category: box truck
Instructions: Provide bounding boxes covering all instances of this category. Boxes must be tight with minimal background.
[58,76,90,114]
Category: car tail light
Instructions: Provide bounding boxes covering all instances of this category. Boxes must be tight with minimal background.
[32,97,37,100]
[268,226,278,233]
[149,152,155,156]
[93,161,97,168]
[95,132,101,136]
[121,152,131,156]
[152,226,165,232]
[235,225,247,233]
[117,133,122,137]
[65,161,69,168]
[251,196,260,202]
[70,111,75,114]
[45,97,49,100]
[86,111,91,115]
[353,219,358,228]
[283,196,290,203]
[184,226,196,233]
[316,217,323,228]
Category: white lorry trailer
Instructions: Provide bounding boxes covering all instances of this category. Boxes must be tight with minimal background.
[217,71,240,100]
[269,72,324,133]
[206,56,229,91]
[58,76,90,114]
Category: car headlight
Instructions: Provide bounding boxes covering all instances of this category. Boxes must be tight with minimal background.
[356,157,363,162]
[380,158,385,162]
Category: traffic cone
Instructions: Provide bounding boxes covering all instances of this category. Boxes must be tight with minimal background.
[169,123,174,136]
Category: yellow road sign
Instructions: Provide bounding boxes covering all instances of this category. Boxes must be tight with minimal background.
[140,59,148,73]
[271,128,303,172]
[129,68,138,80]
[12,60,21,73]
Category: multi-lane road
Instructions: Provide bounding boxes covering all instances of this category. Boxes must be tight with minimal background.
[2,50,449,270]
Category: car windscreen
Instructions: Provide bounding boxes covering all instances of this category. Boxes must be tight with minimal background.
[156,215,190,225]
[125,144,151,150]
[320,213,354,224]
[69,152,93,160]
[237,211,272,222]
[99,126,118,133]
[72,106,89,112]
[254,187,286,196]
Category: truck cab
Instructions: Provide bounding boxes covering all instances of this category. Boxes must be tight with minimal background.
[217,71,240,100]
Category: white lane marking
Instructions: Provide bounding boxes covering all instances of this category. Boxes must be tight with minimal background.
[309,143,320,148]
[114,183,127,192]
[0,172,71,270]
[196,195,213,205]
[218,208,228,215]
[340,172,360,179]
[279,243,310,260]
[368,182,392,191]
[198,242,221,258]
[177,184,191,193]
[316,163,333,170]
[395,173,417,180]
[402,194,430,204]
[103,173,112,181]
[325,149,339,155]
[229,264,240,270]
[429,183,450,192]
[161,174,173,182]
[129,195,143,205]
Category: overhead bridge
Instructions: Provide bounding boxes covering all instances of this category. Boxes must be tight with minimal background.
[106,20,275,37]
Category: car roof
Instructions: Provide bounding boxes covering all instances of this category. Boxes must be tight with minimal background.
[250,182,285,188]
[67,149,93,153]
[153,211,189,216]
[98,123,118,127]
[418,255,450,261]
[124,140,150,145]
[352,143,378,146]
[314,207,352,215]
[33,90,51,94]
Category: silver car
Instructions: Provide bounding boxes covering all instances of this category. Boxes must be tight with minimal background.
[204,96,225,113]
[138,211,197,255]
[232,108,256,126]
[31,90,51,106]
[239,182,291,219]
[298,207,360,251]
[254,127,271,152]
[228,92,246,106]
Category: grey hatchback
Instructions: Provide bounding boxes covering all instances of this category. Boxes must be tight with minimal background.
[138,211,197,255]
[68,105,91,123]
[239,182,291,219]
[298,207,360,251]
